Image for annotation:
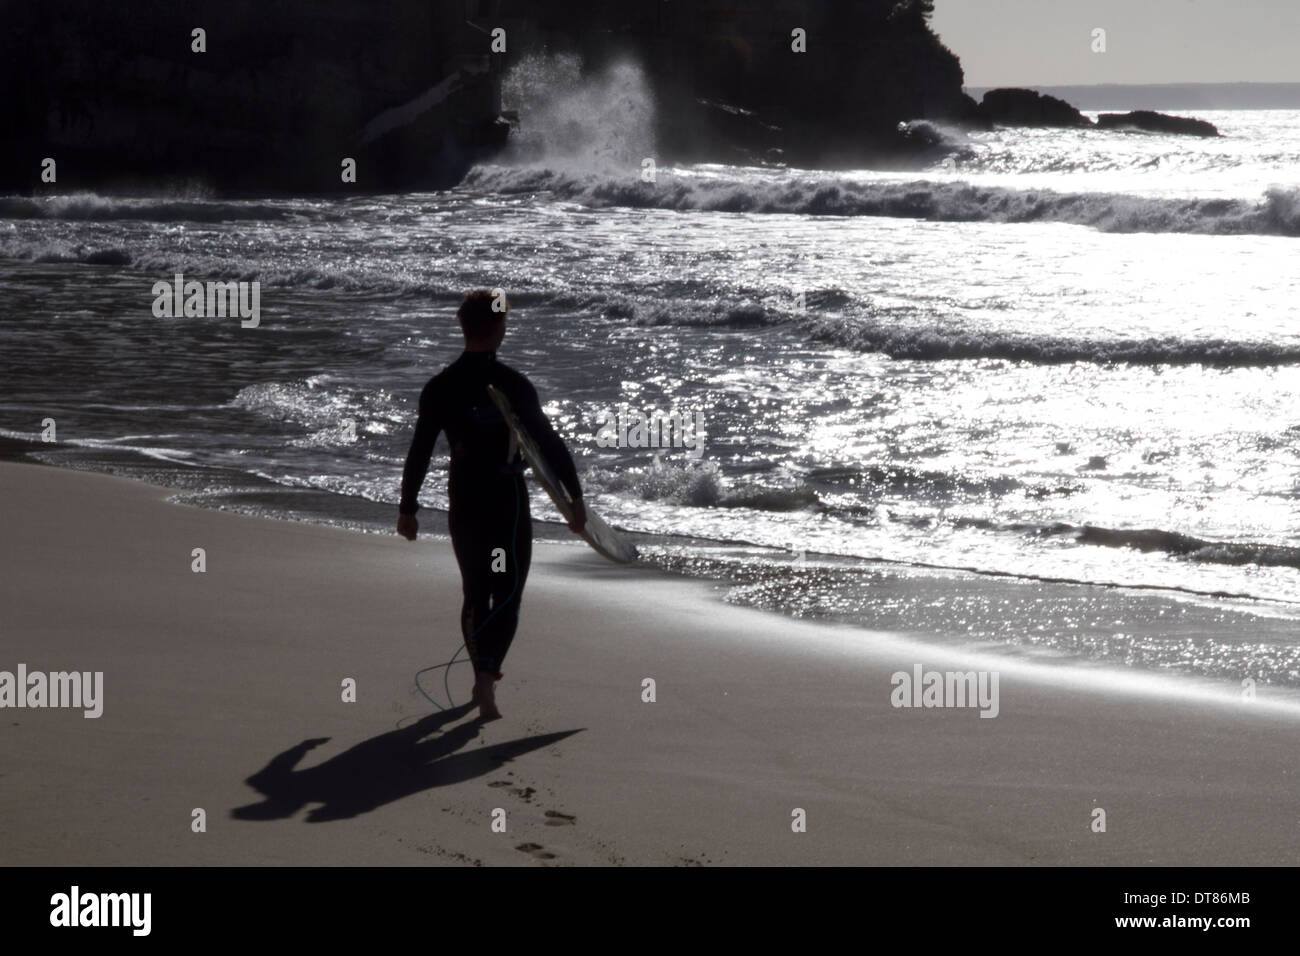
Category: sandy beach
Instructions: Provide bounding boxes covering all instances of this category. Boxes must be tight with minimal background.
[2,459,1298,867]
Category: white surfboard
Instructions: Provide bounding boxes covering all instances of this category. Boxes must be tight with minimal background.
[487,384,638,565]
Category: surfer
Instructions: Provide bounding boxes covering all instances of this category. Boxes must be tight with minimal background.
[397,289,586,720]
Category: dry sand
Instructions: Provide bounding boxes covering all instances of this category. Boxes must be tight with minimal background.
[2,460,1298,866]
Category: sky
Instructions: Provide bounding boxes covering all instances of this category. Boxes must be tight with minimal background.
[931,0,1300,87]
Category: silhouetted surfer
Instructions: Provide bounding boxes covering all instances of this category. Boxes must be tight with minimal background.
[398,290,586,720]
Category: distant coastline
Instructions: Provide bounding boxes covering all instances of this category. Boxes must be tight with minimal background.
[966,82,1300,111]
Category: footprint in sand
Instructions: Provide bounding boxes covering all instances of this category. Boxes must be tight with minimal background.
[544,810,576,826]
[515,842,556,860]
[488,779,537,802]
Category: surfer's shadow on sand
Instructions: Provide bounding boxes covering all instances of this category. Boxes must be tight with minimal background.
[231,706,583,823]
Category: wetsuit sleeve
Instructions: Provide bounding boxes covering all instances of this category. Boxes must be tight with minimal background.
[518,379,583,502]
[399,381,442,515]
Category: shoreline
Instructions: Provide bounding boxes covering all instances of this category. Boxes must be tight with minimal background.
[3,459,1300,865]
[10,434,1300,686]
[5,437,1298,690]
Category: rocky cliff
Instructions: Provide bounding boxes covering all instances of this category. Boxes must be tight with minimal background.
[1,0,508,193]
[498,0,979,168]
[1,0,975,193]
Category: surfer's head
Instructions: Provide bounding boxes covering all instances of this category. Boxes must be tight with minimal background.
[458,289,508,351]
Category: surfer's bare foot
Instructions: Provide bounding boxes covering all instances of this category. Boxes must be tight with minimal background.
[472,673,502,721]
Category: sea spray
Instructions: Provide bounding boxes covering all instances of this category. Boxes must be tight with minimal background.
[499,53,656,172]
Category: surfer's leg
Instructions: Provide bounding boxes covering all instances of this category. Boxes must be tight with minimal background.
[473,483,532,676]
[453,522,504,721]
[481,500,532,675]
[448,506,493,673]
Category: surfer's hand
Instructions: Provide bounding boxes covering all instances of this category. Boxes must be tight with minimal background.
[568,498,587,535]
[397,513,418,541]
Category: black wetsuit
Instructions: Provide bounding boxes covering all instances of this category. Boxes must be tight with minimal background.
[399,350,581,677]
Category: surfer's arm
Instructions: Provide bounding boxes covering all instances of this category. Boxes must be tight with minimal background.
[399,383,442,515]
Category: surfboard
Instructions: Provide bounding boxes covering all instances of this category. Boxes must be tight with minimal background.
[487,384,639,565]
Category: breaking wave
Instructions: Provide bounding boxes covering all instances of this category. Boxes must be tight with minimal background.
[800,314,1300,366]
[0,194,293,222]
[1044,523,1300,571]
[461,165,1300,237]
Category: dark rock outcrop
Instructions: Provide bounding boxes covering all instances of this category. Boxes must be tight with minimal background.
[499,0,977,169]
[978,88,1092,128]
[974,90,1221,138]
[1095,111,1219,137]
[3,0,979,192]
[1,0,509,194]
[950,92,994,131]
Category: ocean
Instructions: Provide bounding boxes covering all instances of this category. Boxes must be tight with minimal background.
[4,66,1299,687]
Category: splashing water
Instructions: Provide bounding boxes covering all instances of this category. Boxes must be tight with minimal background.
[500,53,656,173]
